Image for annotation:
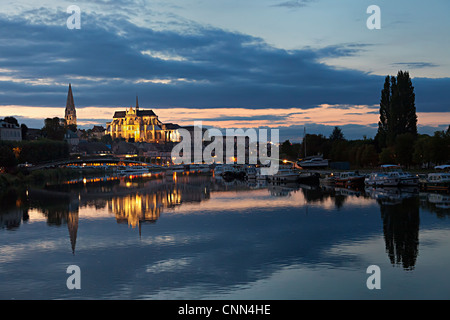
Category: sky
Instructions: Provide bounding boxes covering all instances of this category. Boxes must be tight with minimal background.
[0,0,449,142]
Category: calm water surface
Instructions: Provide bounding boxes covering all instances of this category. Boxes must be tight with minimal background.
[1,173,449,300]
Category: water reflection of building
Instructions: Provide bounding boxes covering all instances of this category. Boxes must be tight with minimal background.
[107,178,210,230]
[109,193,164,228]
[25,188,80,254]
[0,207,28,230]
[67,211,79,254]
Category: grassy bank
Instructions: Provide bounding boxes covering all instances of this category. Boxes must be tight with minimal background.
[1,167,108,189]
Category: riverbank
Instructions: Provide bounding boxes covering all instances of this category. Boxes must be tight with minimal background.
[0,167,109,198]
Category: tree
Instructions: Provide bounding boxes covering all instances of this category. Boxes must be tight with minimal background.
[329,126,345,141]
[376,75,391,149]
[18,140,69,163]
[395,133,415,167]
[330,140,349,162]
[394,71,417,136]
[301,134,328,158]
[101,134,113,145]
[429,130,450,165]
[41,117,65,141]
[379,147,395,164]
[280,140,292,160]
[3,116,19,126]
[66,124,77,132]
[21,124,28,140]
[360,144,379,167]
[376,71,417,148]
[413,134,432,167]
[0,145,16,168]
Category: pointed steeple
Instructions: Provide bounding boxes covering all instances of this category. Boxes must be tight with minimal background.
[65,83,77,127]
[67,211,79,255]
[66,83,75,110]
[136,95,139,111]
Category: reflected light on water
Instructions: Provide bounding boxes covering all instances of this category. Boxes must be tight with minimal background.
[1,173,450,299]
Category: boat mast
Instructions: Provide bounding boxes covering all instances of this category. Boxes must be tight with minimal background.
[303,127,307,158]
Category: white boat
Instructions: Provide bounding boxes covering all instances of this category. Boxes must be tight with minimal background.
[298,156,329,168]
[118,165,149,175]
[365,172,398,187]
[380,165,419,186]
[391,171,419,186]
[267,168,300,183]
[435,165,450,171]
[420,172,450,192]
[364,172,383,186]
[365,165,418,187]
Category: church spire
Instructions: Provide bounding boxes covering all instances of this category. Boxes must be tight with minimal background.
[65,83,77,127]
[136,95,139,111]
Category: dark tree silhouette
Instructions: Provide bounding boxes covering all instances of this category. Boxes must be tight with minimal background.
[376,71,417,148]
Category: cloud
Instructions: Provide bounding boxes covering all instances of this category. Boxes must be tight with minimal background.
[0,4,448,140]
[271,0,315,9]
[392,62,439,69]
[0,10,384,109]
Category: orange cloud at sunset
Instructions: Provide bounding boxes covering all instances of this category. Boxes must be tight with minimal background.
[1,104,447,133]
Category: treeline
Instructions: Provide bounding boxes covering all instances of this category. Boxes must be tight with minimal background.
[282,71,449,168]
[280,125,450,168]
[0,139,69,169]
[0,116,73,171]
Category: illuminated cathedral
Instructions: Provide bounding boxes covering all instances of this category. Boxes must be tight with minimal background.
[106,96,181,143]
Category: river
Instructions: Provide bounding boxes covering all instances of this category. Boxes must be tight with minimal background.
[0,173,449,299]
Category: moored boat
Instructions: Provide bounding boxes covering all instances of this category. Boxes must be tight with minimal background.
[298,155,329,168]
[214,164,245,180]
[267,168,300,183]
[117,165,149,175]
[319,173,335,185]
[334,171,365,188]
[364,165,418,187]
[419,172,450,192]
[298,171,320,185]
